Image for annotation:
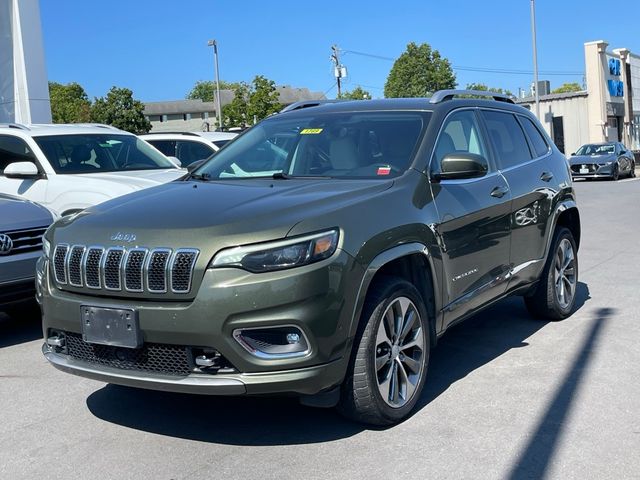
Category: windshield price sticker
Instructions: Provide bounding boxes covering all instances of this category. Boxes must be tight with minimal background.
[300,128,323,135]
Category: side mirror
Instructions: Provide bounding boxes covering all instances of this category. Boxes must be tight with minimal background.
[187,158,207,173]
[3,162,40,179]
[168,156,182,167]
[433,153,488,181]
[570,152,575,156]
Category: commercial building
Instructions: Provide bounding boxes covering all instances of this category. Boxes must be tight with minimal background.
[144,85,325,132]
[518,40,640,155]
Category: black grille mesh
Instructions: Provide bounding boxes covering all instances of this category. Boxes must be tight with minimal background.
[85,248,103,288]
[148,251,170,292]
[104,249,124,290]
[53,245,68,283]
[171,251,197,292]
[66,332,192,376]
[68,246,85,286]
[125,250,146,291]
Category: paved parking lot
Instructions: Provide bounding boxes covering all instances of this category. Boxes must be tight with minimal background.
[1,177,639,480]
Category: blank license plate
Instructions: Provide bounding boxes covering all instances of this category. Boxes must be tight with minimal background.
[580,168,589,174]
[81,305,141,348]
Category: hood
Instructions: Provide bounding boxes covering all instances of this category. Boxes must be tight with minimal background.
[51,178,393,254]
[569,154,616,165]
[75,168,186,190]
[0,194,54,231]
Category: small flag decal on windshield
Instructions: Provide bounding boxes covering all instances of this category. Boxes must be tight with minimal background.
[377,166,391,175]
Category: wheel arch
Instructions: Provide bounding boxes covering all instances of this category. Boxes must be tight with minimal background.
[349,243,441,348]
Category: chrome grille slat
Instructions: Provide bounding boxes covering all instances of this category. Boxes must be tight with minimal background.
[52,244,198,295]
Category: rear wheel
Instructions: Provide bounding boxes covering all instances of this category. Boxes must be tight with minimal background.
[525,227,578,320]
[338,277,430,426]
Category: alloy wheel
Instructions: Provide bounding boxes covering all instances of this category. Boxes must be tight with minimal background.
[374,296,425,408]
[554,238,576,310]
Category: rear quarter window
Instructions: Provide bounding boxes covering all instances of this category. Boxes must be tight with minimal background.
[519,116,549,158]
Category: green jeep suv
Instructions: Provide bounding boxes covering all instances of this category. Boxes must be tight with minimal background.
[39,90,580,425]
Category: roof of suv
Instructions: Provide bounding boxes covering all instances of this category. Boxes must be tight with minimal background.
[0,123,132,137]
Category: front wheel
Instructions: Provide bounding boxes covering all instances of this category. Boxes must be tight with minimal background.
[630,161,636,178]
[612,164,620,181]
[525,227,578,320]
[338,277,430,426]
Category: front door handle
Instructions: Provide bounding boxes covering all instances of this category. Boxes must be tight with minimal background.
[490,186,509,198]
[540,171,554,182]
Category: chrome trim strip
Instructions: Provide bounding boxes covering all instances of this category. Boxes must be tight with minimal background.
[123,248,148,293]
[83,246,104,289]
[169,248,199,294]
[232,325,312,360]
[53,244,69,285]
[67,245,86,287]
[101,247,125,291]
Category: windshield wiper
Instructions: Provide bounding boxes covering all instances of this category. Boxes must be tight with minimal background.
[272,172,331,180]
[189,172,211,181]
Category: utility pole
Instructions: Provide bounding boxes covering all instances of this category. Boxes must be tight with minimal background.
[331,45,343,97]
[207,39,223,130]
[530,0,540,119]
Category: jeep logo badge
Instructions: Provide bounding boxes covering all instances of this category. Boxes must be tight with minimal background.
[0,233,13,255]
[110,232,137,243]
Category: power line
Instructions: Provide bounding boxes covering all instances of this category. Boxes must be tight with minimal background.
[342,48,584,76]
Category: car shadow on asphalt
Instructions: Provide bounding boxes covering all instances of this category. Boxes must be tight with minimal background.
[86,283,591,444]
[0,303,42,349]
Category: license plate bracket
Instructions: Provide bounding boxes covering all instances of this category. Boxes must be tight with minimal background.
[81,305,141,348]
[579,167,589,174]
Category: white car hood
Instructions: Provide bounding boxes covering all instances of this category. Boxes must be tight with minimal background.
[75,168,186,189]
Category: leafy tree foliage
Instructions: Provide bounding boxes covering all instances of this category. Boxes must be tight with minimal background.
[90,86,151,134]
[48,82,91,123]
[338,86,371,100]
[465,83,514,98]
[222,76,281,127]
[187,80,241,102]
[384,42,456,98]
[551,82,582,94]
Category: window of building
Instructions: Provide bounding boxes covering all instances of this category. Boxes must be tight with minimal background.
[519,116,549,157]
[481,110,533,169]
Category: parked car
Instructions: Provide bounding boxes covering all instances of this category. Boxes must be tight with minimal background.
[39,90,580,426]
[141,131,238,168]
[0,193,54,317]
[0,123,186,216]
[568,142,635,180]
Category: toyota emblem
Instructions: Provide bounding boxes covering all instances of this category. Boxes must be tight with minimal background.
[0,233,13,255]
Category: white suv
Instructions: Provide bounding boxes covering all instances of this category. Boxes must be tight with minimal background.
[0,123,186,216]
[141,131,238,168]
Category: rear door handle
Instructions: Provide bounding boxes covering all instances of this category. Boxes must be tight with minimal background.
[540,171,554,182]
[490,186,509,198]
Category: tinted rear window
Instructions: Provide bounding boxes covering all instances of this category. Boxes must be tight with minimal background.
[481,111,533,169]
[519,116,549,158]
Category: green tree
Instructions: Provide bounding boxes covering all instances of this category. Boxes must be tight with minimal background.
[551,82,582,94]
[48,81,91,123]
[187,80,241,102]
[90,86,151,134]
[384,42,456,98]
[338,86,371,100]
[465,82,514,98]
[222,76,281,127]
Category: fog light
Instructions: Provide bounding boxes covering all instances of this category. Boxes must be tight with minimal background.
[233,326,309,359]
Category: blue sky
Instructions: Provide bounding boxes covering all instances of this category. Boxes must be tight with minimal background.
[40,0,640,101]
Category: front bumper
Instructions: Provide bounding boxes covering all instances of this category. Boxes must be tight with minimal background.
[0,250,41,306]
[40,250,363,396]
[570,163,615,178]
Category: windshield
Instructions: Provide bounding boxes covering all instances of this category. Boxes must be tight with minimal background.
[34,134,176,174]
[575,144,615,156]
[193,111,429,179]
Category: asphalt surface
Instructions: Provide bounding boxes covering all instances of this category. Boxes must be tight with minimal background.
[1,176,639,480]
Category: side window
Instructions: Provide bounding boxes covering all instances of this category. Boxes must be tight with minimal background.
[519,116,549,158]
[0,135,38,174]
[176,141,215,166]
[481,111,533,169]
[147,140,177,157]
[433,110,488,171]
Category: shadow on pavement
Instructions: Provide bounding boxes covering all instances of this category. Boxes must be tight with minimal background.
[86,283,590,445]
[0,302,42,348]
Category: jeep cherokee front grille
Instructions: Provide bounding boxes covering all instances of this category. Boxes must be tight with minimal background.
[51,244,199,295]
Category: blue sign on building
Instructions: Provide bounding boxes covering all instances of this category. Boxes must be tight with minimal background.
[608,79,624,97]
[609,58,621,76]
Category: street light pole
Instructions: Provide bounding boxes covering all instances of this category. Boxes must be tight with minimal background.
[530,0,540,119]
[207,39,223,130]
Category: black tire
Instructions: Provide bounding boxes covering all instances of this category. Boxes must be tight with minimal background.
[525,227,578,320]
[338,276,430,426]
[612,164,619,181]
[630,161,636,178]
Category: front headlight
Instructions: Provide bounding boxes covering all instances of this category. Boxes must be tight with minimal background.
[209,229,339,273]
[42,237,51,259]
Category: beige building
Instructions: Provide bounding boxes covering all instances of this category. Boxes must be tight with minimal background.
[144,85,325,132]
[518,40,640,155]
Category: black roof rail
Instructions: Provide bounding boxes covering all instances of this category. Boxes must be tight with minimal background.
[429,89,515,104]
[1,123,30,130]
[142,131,200,136]
[280,99,345,113]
